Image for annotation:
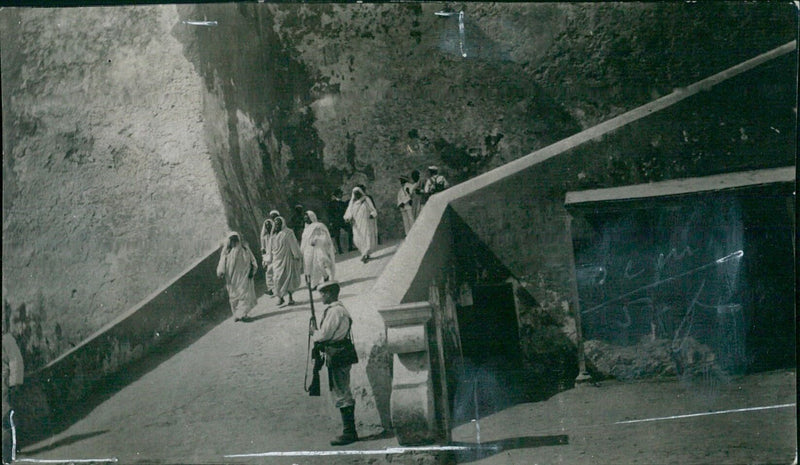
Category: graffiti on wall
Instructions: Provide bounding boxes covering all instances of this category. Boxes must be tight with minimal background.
[574,196,748,380]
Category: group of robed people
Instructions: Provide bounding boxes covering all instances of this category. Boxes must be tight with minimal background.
[212,168,450,447]
[215,210,334,322]
[214,216,359,446]
[216,165,450,321]
[396,165,450,235]
[215,189,373,321]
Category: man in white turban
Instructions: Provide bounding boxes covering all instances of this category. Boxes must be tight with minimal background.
[396,174,415,236]
[269,216,303,306]
[344,186,378,263]
[300,210,336,289]
[260,218,275,296]
[216,231,258,322]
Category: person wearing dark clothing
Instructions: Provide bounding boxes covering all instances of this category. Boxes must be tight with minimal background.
[410,170,423,218]
[327,189,353,254]
[421,165,449,206]
[288,204,306,238]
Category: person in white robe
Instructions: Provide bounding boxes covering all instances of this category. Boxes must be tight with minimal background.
[269,216,303,306]
[260,218,275,296]
[216,231,258,322]
[344,186,378,263]
[396,175,415,236]
[300,210,336,289]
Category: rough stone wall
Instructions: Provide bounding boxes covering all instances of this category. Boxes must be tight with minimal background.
[2,1,792,379]
[451,55,795,379]
[453,41,796,313]
[171,1,794,396]
[175,3,587,247]
[1,6,228,369]
[175,3,794,252]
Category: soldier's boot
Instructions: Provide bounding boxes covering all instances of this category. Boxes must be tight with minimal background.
[330,405,358,446]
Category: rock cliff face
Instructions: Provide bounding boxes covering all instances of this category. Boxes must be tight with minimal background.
[2,5,228,368]
[175,2,795,249]
[171,1,795,398]
[1,2,795,371]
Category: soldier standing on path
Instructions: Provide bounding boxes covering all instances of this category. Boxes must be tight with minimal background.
[310,281,359,446]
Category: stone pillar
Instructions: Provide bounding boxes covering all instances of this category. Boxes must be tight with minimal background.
[378,301,436,445]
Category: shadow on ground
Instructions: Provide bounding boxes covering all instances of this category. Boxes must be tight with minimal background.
[19,300,231,447]
[336,276,376,288]
[450,356,569,429]
[243,305,310,323]
[21,430,110,454]
[368,245,398,261]
[450,435,569,463]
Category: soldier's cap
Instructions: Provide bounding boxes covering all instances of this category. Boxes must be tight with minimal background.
[318,280,340,293]
[428,165,439,172]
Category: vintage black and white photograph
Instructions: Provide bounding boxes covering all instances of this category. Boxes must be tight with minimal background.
[1,1,797,464]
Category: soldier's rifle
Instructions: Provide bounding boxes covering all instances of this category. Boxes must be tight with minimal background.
[304,275,323,396]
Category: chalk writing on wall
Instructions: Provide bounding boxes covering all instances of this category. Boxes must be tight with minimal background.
[573,196,748,378]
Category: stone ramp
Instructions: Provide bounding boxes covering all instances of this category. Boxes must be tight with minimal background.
[17,243,402,464]
[15,238,796,464]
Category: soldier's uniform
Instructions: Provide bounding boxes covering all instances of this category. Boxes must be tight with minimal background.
[311,281,358,445]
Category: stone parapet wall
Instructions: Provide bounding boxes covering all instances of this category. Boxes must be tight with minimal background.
[372,36,796,442]
[13,248,228,444]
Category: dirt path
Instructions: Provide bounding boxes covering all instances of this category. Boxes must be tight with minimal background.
[17,239,796,465]
[19,244,402,464]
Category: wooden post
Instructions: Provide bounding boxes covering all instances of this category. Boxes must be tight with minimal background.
[566,214,592,385]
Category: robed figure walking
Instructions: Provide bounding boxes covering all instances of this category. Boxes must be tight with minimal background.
[269,216,303,306]
[216,231,258,322]
[260,218,275,295]
[344,186,378,263]
[300,210,336,289]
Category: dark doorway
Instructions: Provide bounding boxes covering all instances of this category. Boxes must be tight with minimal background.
[451,282,526,424]
[459,282,521,365]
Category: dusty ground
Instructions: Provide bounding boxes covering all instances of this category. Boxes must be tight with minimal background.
[450,370,796,465]
[16,242,797,465]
